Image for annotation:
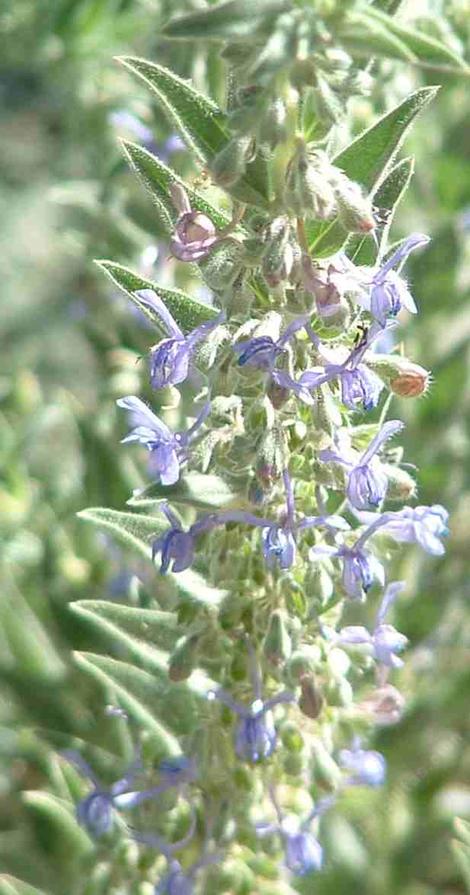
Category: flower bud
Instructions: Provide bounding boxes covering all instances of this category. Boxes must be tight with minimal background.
[261,217,299,287]
[263,610,292,666]
[210,135,253,187]
[311,740,341,790]
[281,721,304,752]
[358,684,405,726]
[299,674,324,719]
[168,634,199,682]
[287,647,321,684]
[199,240,244,291]
[334,176,376,234]
[259,98,287,147]
[368,354,430,398]
[383,463,417,502]
[326,676,353,708]
[284,148,337,220]
[256,425,288,484]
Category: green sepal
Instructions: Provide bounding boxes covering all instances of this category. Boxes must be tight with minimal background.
[95,260,219,335]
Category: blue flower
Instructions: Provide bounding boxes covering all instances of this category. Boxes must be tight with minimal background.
[273,324,387,412]
[208,647,294,763]
[152,504,225,573]
[377,504,449,555]
[135,289,224,390]
[257,791,333,877]
[234,315,309,372]
[319,420,403,511]
[339,743,386,787]
[117,397,210,486]
[310,535,385,600]
[338,581,408,669]
[366,234,430,327]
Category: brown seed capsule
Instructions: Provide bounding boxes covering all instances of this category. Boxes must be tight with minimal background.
[299,674,324,719]
[390,364,430,398]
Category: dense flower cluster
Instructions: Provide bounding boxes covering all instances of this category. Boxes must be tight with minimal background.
[71,11,452,888]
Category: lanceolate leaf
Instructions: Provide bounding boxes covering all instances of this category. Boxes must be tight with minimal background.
[128,471,237,510]
[77,507,163,562]
[122,140,230,232]
[74,652,214,741]
[162,0,289,42]
[118,56,271,206]
[74,652,180,752]
[364,5,469,71]
[308,86,438,255]
[0,878,49,895]
[71,601,178,652]
[349,156,415,265]
[95,260,219,334]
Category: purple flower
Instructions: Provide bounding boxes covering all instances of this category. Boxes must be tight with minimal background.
[339,743,386,787]
[135,289,224,389]
[338,581,408,669]
[319,420,403,510]
[234,316,309,371]
[208,649,294,763]
[274,324,387,412]
[169,184,218,262]
[133,815,220,895]
[117,397,210,486]
[152,503,221,573]
[365,234,430,327]
[257,791,333,877]
[377,505,449,555]
[310,530,385,600]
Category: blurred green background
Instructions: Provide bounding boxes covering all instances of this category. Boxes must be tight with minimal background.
[0,1,469,893]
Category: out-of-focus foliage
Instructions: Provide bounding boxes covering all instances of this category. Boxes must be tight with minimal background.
[0,1,468,893]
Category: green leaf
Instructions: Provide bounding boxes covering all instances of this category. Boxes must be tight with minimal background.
[0,879,48,895]
[118,56,271,207]
[349,156,415,265]
[77,507,164,562]
[21,792,91,855]
[364,5,469,71]
[71,600,178,652]
[174,568,229,608]
[95,260,219,335]
[118,56,227,164]
[74,652,214,742]
[122,141,230,233]
[128,471,237,510]
[341,13,416,64]
[307,86,438,256]
[162,0,289,42]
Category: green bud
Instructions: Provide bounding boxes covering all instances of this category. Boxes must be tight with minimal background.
[210,135,253,187]
[263,610,292,666]
[283,751,304,776]
[326,676,353,707]
[262,218,300,287]
[168,634,199,681]
[334,176,376,234]
[258,97,287,147]
[299,674,324,719]
[280,721,304,752]
[311,740,341,790]
[284,147,337,220]
[199,240,244,291]
[314,74,345,127]
[287,646,321,683]
[256,424,288,484]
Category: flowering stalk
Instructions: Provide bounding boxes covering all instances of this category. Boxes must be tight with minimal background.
[72,2,460,891]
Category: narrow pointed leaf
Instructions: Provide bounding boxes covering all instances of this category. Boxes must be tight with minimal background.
[118,56,271,206]
[77,507,163,561]
[74,652,214,741]
[128,471,237,510]
[341,14,416,64]
[70,600,178,654]
[365,6,469,70]
[122,141,230,232]
[21,792,91,855]
[0,878,48,895]
[95,260,219,334]
[162,0,289,42]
